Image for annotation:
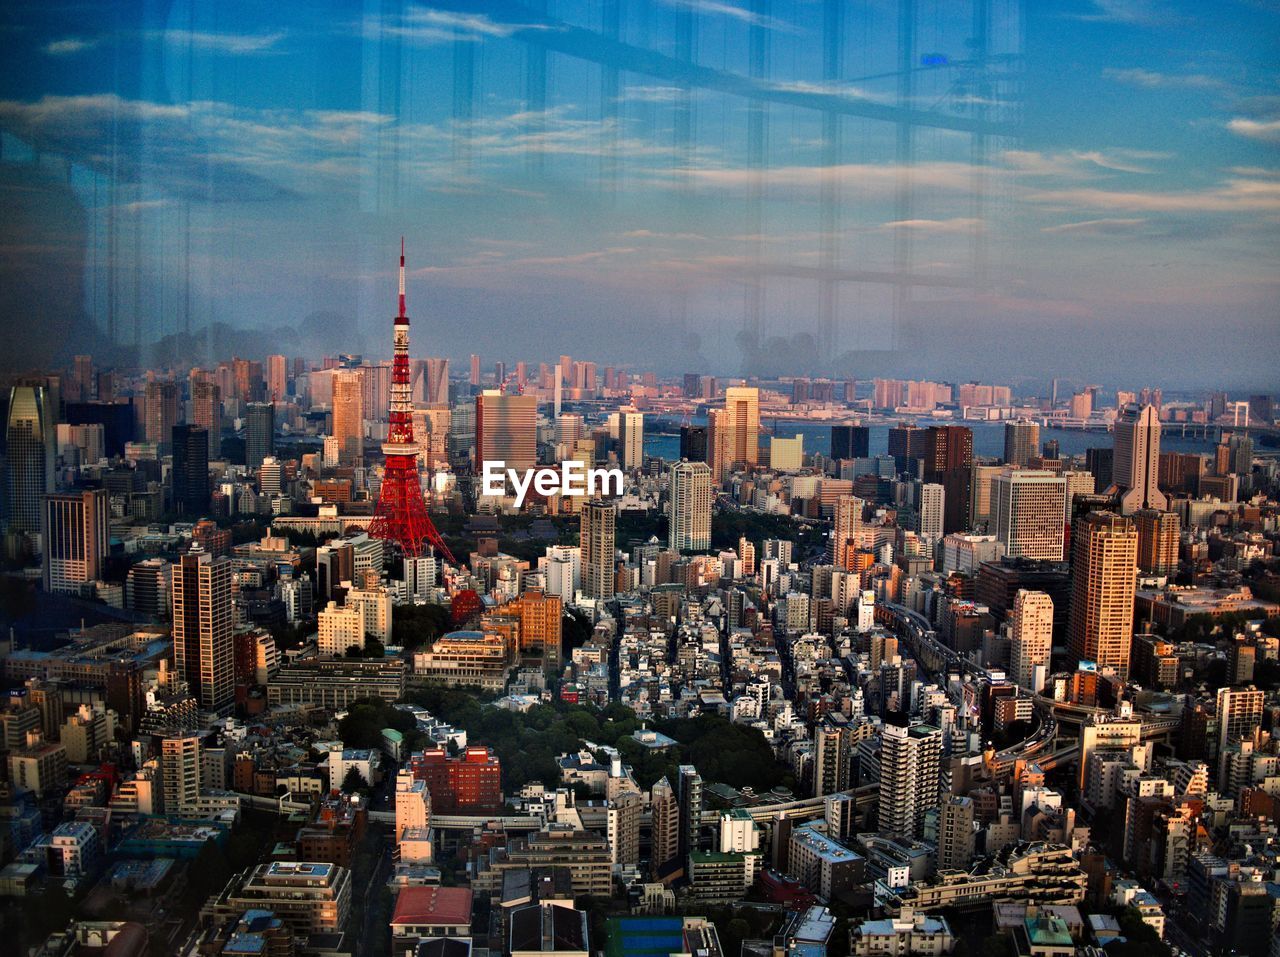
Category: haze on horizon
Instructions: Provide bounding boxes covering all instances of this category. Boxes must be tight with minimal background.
[0,0,1277,390]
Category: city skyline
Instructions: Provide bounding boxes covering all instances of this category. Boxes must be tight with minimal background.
[0,0,1277,387]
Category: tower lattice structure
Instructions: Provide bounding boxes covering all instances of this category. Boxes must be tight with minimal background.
[369,240,455,563]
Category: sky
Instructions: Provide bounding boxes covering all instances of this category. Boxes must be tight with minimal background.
[0,0,1277,390]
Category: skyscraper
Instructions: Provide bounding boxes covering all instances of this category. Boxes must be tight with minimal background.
[669,460,713,552]
[42,488,109,594]
[917,483,945,549]
[1010,589,1053,692]
[830,494,863,567]
[679,425,708,463]
[190,378,222,457]
[610,411,644,470]
[831,424,870,460]
[1134,509,1180,577]
[709,387,759,479]
[425,357,450,406]
[4,385,56,544]
[172,549,234,713]
[879,721,942,840]
[475,392,538,474]
[245,402,275,470]
[650,776,679,879]
[992,469,1068,561]
[1216,686,1264,755]
[144,380,180,450]
[1003,419,1040,468]
[676,765,703,863]
[580,498,616,601]
[266,354,287,402]
[332,371,364,465]
[1111,405,1167,514]
[924,425,973,534]
[1068,511,1138,676]
[469,354,481,386]
[161,734,201,814]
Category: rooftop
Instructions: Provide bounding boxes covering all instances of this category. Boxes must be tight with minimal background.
[391,885,474,927]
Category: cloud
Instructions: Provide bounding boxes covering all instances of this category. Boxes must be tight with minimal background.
[1069,0,1184,25]
[379,6,553,44]
[1102,67,1224,89]
[1040,218,1148,235]
[880,218,983,234]
[1027,175,1280,213]
[680,161,976,194]
[619,85,686,104]
[1003,149,1166,177]
[43,37,99,56]
[145,30,286,54]
[1228,118,1280,143]
[660,0,797,32]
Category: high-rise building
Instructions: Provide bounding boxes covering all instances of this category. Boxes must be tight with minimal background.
[879,721,942,840]
[173,549,234,712]
[676,765,703,863]
[831,424,870,460]
[1134,509,1180,577]
[830,495,863,567]
[650,776,680,879]
[425,357,450,406]
[992,469,1068,561]
[610,411,644,470]
[887,422,929,469]
[580,499,616,601]
[1003,419,1040,468]
[813,717,848,797]
[161,734,201,814]
[144,380,180,450]
[924,426,973,534]
[680,425,708,463]
[1216,687,1264,755]
[172,424,210,517]
[5,386,56,544]
[709,387,759,479]
[936,796,976,872]
[669,460,713,552]
[917,483,945,549]
[1111,405,1167,514]
[266,354,288,402]
[191,378,221,457]
[332,371,364,465]
[1068,512,1138,676]
[1010,589,1053,692]
[245,402,275,470]
[475,392,538,474]
[42,488,109,594]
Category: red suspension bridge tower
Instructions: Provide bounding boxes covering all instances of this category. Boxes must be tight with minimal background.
[369,239,455,563]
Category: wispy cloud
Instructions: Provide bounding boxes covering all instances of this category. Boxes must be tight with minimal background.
[146,30,286,54]
[1070,0,1185,25]
[1028,175,1280,213]
[880,218,983,234]
[1102,67,1224,89]
[43,37,100,56]
[1228,118,1280,143]
[660,0,798,32]
[1003,148,1166,177]
[377,6,553,44]
[1041,217,1148,235]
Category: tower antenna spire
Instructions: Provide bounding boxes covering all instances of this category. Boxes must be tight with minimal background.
[398,236,407,320]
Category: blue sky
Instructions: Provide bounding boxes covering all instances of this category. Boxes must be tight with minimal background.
[0,0,1277,388]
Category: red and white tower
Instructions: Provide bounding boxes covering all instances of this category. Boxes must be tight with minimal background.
[369,239,455,563]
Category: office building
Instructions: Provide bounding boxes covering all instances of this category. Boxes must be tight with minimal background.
[266,354,287,402]
[992,469,1068,561]
[332,370,364,465]
[830,494,864,568]
[5,385,56,543]
[244,402,275,469]
[679,425,708,463]
[190,378,221,457]
[924,426,973,534]
[172,549,234,712]
[832,424,870,460]
[1217,687,1264,755]
[475,391,538,475]
[580,499,616,601]
[317,600,365,656]
[210,862,352,937]
[267,656,405,708]
[709,387,759,479]
[917,484,945,549]
[879,721,942,840]
[1003,419,1040,468]
[1010,590,1054,692]
[609,411,644,470]
[1134,509,1180,577]
[1068,512,1138,676]
[42,488,110,594]
[669,460,713,553]
[144,380,180,449]
[1111,405,1168,514]
[172,424,210,516]
[770,435,804,471]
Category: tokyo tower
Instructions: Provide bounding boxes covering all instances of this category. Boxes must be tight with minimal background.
[369,240,455,563]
